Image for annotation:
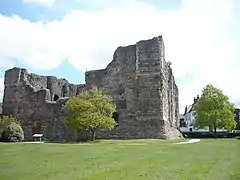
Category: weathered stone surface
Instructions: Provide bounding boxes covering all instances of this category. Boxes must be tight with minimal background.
[2,35,181,141]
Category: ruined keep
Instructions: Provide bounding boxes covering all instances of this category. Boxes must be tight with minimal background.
[2,35,181,141]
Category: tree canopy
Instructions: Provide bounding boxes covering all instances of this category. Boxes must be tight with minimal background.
[194,84,236,132]
[63,87,117,141]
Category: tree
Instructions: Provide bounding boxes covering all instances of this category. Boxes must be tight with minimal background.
[0,115,24,142]
[63,87,117,141]
[194,84,236,132]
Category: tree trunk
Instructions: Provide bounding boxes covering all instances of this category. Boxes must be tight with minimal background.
[89,128,96,141]
[91,130,96,141]
[213,120,217,133]
[85,131,88,142]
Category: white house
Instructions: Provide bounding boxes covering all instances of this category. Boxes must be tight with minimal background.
[179,95,199,132]
[179,95,227,132]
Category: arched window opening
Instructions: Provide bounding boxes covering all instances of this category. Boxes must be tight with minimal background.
[61,84,70,97]
[32,121,42,134]
[53,94,59,101]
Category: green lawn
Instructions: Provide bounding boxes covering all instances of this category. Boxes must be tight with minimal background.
[0,139,239,180]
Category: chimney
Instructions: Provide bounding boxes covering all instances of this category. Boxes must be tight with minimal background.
[193,97,197,104]
[197,94,199,100]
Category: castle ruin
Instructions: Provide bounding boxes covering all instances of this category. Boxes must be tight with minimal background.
[2,35,181,141]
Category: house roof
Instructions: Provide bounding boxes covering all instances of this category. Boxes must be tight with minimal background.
[183,105,192,115]
[179,114,185,119]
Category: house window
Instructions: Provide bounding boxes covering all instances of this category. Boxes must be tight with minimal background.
[180,118,186,127]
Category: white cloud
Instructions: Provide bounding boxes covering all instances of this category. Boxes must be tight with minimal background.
[0,15,64,69]
[23,0,56,6]
[0,0,238,112]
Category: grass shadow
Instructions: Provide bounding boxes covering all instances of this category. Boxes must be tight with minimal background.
[44,140,102,144]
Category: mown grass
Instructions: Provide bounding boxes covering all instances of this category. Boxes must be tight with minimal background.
[0,139,239,180]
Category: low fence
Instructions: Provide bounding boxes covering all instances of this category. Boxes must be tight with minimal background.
[181,131,240,138]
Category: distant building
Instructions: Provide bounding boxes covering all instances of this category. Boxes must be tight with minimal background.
[0,103,2,115]
[179,95,200,132]
[234,108,240,130]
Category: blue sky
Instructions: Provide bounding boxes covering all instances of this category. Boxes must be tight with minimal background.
[0,0,181,21]
[0,0,239,113]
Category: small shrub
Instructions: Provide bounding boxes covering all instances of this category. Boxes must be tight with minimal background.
[5,122,24,142]
[0,115,24,142]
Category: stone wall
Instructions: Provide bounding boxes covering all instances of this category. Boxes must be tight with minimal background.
[2,35,181,141]
[2,68,85,141]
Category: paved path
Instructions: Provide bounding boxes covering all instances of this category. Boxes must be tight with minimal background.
[22,141,45,144]
[174,139,200,144]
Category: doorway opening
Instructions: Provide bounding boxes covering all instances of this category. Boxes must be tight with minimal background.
[112,112,119,127]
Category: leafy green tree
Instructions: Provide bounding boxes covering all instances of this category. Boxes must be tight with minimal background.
[63,87,117,141]
[194,84,236,132]
[0,115,24,142]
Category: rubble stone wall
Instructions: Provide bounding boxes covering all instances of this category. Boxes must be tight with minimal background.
[2,35,181,141]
